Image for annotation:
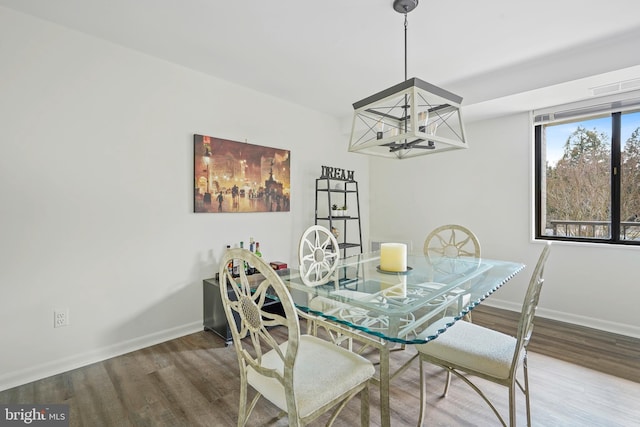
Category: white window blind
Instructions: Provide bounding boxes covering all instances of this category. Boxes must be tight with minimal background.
[533,90,640,125]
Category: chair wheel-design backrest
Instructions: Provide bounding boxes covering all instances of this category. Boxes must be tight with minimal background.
[298,225,340,287]
[423,224,481,260]
[424,224,481,276]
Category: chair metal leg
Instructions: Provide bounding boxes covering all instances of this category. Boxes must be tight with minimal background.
[379,346,391,427]
[523,354,531,426]
[360,385,370,427]
[443,370,452,397]
[508,383,516,427]
[325,393,355,427]
[238,379,247,427]
[450,369,507,427]
[418,359,427,427]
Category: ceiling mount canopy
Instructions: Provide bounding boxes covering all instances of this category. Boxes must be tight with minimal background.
[393,0,419,13]
[348,0,468,159]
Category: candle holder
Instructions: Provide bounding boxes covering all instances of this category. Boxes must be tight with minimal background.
[376,265,413,275]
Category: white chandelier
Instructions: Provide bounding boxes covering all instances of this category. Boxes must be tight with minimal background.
[348,0,468,159]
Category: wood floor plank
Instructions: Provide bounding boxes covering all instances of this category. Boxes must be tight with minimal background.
[102,354,170,426]
[69,363,132,427]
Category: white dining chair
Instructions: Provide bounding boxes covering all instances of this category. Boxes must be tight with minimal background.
[219,248,375,427]
[415,242,551,427]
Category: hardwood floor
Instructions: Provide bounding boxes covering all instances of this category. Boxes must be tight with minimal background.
[2,307,639,426]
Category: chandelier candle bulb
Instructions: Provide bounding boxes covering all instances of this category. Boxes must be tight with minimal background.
[376,120,385,139]
[418,111,428,132]
[380,243,407,272]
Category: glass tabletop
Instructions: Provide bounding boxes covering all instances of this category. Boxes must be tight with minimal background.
[280,252,525,344]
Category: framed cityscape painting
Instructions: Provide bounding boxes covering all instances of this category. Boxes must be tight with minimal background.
[194,134,290,213]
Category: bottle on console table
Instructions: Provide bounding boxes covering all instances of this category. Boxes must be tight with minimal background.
[246,238,255,275]
[239,241,249,275]
[225,245,233,276]
[231,243,240,277]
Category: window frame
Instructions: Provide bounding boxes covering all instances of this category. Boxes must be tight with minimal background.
[534,104,640,246]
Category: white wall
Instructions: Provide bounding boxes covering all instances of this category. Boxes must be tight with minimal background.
[369,112,640,338]
[0,8,369,391]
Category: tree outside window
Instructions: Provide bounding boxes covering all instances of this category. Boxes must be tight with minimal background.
[536,110,640,244]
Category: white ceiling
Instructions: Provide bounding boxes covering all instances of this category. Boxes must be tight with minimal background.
[3,0,640,123]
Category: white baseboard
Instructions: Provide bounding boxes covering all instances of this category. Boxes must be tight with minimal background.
[484,299,640,339]
[0,321,202,392]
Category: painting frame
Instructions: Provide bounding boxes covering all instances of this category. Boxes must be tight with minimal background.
[194,134,290,213]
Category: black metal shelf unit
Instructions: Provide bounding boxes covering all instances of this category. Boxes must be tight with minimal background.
[315,175,363,258]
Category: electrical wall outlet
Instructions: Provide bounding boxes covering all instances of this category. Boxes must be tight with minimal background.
[54,309,69,328]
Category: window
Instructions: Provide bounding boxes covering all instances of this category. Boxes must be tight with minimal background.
[534,97,640,245]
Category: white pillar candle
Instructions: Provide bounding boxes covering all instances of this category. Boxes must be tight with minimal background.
[380,243,407,272]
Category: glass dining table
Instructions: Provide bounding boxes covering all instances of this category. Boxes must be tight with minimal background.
[278,251,525,427]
